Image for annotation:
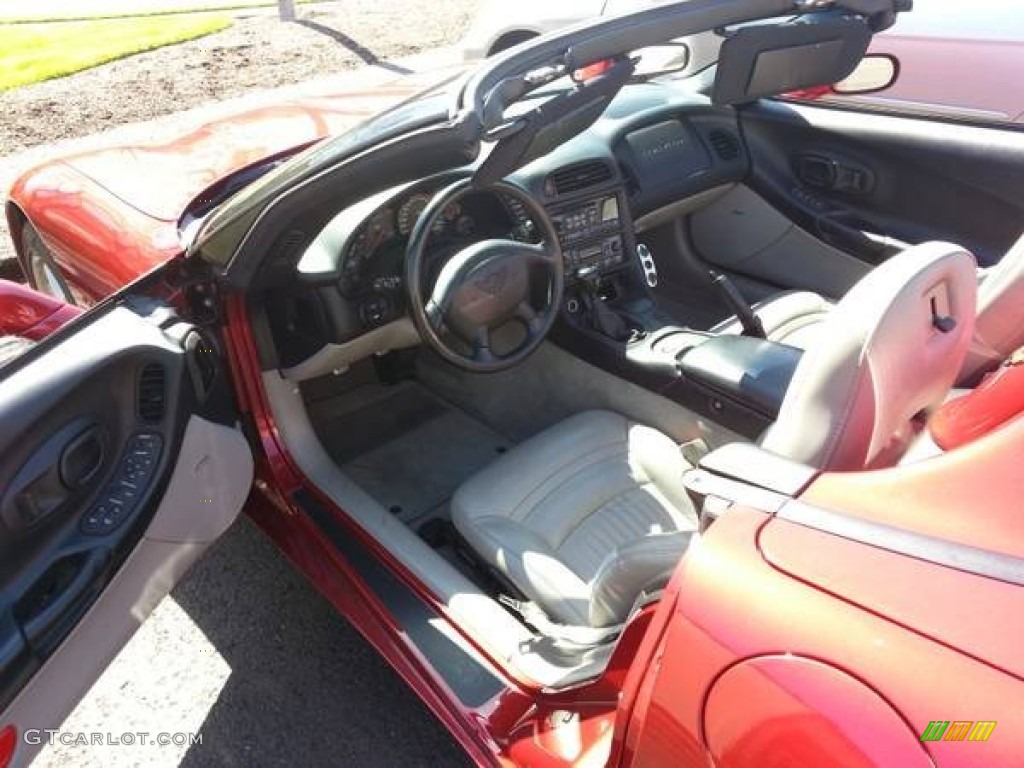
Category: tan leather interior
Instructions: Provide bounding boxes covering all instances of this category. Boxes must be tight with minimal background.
[452,243,977,631]
[711,290,834,349]
[762,242,977,470]
[726,234,1024,383]
[451,410,698,628]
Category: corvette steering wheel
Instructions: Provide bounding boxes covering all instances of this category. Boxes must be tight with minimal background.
[405,178,564,373]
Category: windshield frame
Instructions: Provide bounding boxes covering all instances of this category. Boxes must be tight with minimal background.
[197,0,907,280]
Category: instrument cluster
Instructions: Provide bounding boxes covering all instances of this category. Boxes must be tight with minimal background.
[339,186,538,298]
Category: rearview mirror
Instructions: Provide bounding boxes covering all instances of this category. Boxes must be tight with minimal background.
[832,54,899,95]
[631,42,691,79]
[572,43,690,84]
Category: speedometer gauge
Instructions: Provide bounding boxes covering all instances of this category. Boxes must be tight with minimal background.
[397,194,431,236]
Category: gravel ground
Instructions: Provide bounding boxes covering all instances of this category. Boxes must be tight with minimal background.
[0,2,481,272]
[1,4,479,156]
[32,517,475,768]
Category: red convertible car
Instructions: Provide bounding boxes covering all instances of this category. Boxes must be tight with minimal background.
[4,1,1024,766]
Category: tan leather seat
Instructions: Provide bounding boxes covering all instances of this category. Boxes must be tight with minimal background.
[760,241,977,469]
[452,410,698,628]
[711,290,834,349]
[452,242,978,632]
[714,234,1024,383]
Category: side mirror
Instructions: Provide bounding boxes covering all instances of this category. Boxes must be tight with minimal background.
[832,54,899,95]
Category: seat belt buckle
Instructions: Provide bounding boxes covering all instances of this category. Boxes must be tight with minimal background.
[499,594,526,614]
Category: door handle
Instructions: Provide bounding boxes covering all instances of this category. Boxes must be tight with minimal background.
[1,420,106,533]
[797,153,875,195]
[17,548,109,656]
[60,427,106,490]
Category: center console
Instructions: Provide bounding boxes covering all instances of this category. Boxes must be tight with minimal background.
[550,193,629,282]
[540,160,803,440]
[546,195,802,436]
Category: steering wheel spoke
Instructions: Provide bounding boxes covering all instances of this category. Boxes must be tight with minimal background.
[470,326,496,363]
[515,302,544,334]
[522,241,558,266]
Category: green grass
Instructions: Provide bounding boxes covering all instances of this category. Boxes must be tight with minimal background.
[0,1,319,24]
[0,15,231,90]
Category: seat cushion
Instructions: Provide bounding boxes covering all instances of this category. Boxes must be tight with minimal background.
[712,290,835,350]
[451,410,697,627]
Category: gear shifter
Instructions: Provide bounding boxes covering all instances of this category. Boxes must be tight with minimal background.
[576,266,633,341]
[708,269,766,338]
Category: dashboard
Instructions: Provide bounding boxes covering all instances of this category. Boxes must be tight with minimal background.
[276,85,750,370]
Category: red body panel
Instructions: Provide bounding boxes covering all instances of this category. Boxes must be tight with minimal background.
[802,412,1024,559]
[0,279,81,340]
[619,509,1024,768]
[930,362,1024,450]
[703,657,930,768]
[9,163,182,301]
[6,70,463,301]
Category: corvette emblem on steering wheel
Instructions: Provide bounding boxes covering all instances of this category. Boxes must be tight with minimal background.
[474,267,508,297]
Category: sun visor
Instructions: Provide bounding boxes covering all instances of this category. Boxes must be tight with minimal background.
[713,14,872,106]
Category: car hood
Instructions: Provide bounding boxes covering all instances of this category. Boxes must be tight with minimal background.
[61,67,468,224]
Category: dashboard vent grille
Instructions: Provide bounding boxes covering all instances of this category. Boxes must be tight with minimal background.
[708,129,741,161]
[137,363,166,424]
[547,161,613,196]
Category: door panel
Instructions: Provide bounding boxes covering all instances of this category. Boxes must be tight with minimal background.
[740,99,1024,268]
[0,302,252,768]
[689,184,871,299]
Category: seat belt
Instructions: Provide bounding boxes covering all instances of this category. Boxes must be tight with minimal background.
[498,596,624,648]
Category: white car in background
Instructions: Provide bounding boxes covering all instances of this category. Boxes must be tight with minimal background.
[462,0,654,59]
[463,0,1024,126]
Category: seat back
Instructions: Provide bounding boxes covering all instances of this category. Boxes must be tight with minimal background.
[961,233,1024,383]
[762,242,977,471]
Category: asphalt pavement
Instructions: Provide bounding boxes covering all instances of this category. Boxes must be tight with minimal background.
[32,516,474,768]
[5,34,477,768]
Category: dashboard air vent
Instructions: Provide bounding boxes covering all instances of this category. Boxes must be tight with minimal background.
[137,363,166,424]
[546,161,613,196]
[708,129,741,161]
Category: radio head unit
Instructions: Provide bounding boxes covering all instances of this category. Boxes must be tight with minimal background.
[551,195,627,280]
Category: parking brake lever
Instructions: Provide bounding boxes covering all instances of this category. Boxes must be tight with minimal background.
[709,270,766,339]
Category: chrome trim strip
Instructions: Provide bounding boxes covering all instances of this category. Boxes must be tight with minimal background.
[777,500,1024,586]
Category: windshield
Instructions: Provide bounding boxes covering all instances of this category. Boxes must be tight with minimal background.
[192,77,463,264]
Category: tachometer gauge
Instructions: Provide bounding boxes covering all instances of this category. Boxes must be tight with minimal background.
[397,193,431,236]
[364,208,395,253]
